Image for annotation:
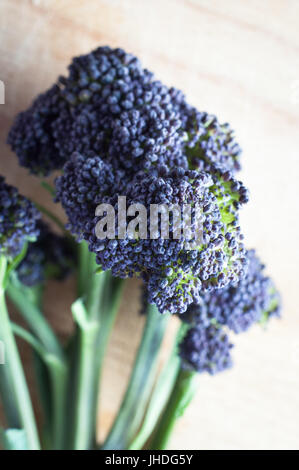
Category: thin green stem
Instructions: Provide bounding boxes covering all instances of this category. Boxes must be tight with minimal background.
[69,242,125,449]
[78,241,106,318]
[91,275,125,442]
[0,427,30,450]
[86,269,106,321]
[77,241,90,298]
[7,281,67,449]
[34,203,67,234]
[96,275,125,370]
[0,257,40,450]
[7,283,64,359]
[41,181,56,197]
[46,356,68,449]
[128,323,188,450]
[102,305,169,450]
[74,325,101,450]
[149,367,198,450]
[4,243,28,286]
[11,323,47,358]
[70,299,101,450]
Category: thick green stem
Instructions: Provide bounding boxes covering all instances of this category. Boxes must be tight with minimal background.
[69,265,108,450]
[46,357,68,449]
[69,242,124,449]
[96,275,125,375]
[129,323,188,450]
[71,320,101,450]
[0,257,40,450]
[102,305,169,450]
[7,282,67,449]
[86,269,106,321]
[93,275,125,438]
[149,367,198,450]
[78,241,107,319]
[77,241,90,298]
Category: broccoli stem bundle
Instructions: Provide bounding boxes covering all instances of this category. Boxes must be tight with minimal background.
[102,304,169,450]
[7,282,67,450]
[128,323,187,450]
[65,244,123,450]
[1,45,281,452]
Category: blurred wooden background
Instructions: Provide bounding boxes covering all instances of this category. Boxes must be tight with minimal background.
[0,0,299,450]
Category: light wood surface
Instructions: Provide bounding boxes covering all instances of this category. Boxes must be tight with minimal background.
[0,0,298,450]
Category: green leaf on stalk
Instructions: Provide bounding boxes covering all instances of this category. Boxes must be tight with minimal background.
[71,298,99,333]
[71,298,88,327]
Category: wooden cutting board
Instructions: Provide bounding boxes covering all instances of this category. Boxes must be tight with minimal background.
[0,0,299,449]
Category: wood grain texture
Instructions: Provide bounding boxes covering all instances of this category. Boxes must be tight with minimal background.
[0,0,298,450]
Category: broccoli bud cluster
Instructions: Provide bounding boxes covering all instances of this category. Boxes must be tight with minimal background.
[180,104,242,174]
[56,156,248,313]
[180,324,233,375]
[8,46,242,178]
[7,85,68,175]
[0,176,40,258]
[8,46,249,314]
[55,151,125,238]
[8,47,185,176]
[179,250,281,373]
[16,221,74,287]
